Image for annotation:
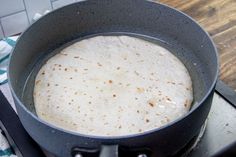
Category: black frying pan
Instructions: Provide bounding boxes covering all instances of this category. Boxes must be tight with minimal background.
[8,0,218,157]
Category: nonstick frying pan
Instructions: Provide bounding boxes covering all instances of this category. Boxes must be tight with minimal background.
[8,0,218,157]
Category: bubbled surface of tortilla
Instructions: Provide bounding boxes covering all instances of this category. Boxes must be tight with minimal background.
[34,35,193,136]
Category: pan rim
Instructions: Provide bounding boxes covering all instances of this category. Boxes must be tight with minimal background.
[7,0,219,140]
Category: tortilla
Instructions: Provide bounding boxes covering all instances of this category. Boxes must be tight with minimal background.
[34,35,193,136]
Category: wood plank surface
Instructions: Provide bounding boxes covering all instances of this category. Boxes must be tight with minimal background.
[157,0,236,90]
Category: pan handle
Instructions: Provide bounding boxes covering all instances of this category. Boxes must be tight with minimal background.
[71,145,118,157]
[72,145,150,157]
[99,145,119,157]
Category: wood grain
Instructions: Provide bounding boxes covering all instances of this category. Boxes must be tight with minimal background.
[157,0,236,90]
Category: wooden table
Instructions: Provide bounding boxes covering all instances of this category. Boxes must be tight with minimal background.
[158,0,236,91]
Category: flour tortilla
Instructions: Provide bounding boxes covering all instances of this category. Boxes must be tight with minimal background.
[34,35,193,136]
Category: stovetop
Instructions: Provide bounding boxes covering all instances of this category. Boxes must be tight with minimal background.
[189,92,236,156]
[0,80,236,157]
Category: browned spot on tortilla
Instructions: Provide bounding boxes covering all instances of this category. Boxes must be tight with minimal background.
[41,71,45,75]
[84,68,88,71]
[137,110,140,113]
[184,100,188,107]
[166,117,170,122]
[116,67,120,70]
[134,71,139,76]
[74,91,78,95]
[89,101,92,104]
[148,98,157,107]
[35,80,41,85]
[166,97,171,101]
[97,62,102,66]
[108,80,113,84]
[58,64,62,67]
[186,87,190,91]
[138,129,142,132]
[64,68,67,71]
[56,106,59,109]
[52,68,55,71]
[55,84,59,86]
[74,56,79,58]
[47,83,50,87]
[113,94,116,97]
[148,102,155,107]
[137,87,145,93]
[118,125,122,129]
[146,119,150,123]
[150,72,154,76]
[69,77,73,79]
[74,69,78,72]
